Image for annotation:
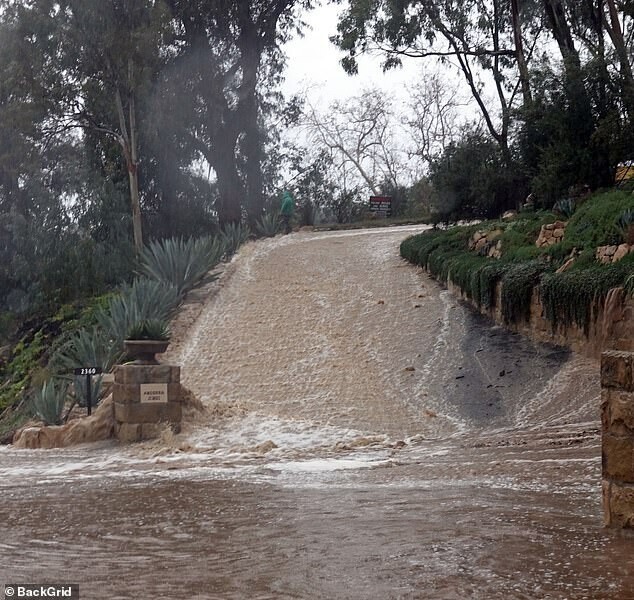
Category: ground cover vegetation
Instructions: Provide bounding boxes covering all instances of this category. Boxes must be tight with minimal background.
[3,1,634,436]
[401,191,634,335]
[0,233,228,434]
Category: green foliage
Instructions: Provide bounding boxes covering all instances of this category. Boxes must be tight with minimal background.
[53,328,113,373]
[221,224,251,257]
[139,236,226,296]
[428,129,527,221]
[297,200,318,227]
[325,188,364,224]
[500,261,547,324]
[95,278,180,352]
[517,59,616,205]
[498,213,556,260]
[50,328,111,408]
[540,258,634,334]
[255,213,280,237]
[477,262,508,308]
[0,330,47,412]
[126,319,170,341]
[402,225,548,324]
[553,198,576,219]
[402,202,634,337]
[616,209,634,242]
[625,274,634,297]
[564,190,634,249]
[31,379,68,426]
[287,150,336,225]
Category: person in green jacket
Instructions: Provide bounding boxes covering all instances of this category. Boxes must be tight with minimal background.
[280,190,295,234]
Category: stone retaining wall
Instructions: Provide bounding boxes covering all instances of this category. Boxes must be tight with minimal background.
[446,279,634,359]
[601,351,634,528]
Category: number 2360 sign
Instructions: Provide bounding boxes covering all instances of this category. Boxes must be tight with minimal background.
[74,367,102,376]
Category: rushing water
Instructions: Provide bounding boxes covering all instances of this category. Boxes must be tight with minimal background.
[1,227,633,599]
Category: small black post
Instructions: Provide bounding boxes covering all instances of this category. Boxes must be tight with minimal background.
[73,367,101,416]
[86,374,92,416]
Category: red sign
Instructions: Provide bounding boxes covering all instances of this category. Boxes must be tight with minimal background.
[369,196,392,217]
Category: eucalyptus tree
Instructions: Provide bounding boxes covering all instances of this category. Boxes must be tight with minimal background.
[0,5,88,311]
[0,0,172,255]
[53,0,170,255]
[164,0,308,226]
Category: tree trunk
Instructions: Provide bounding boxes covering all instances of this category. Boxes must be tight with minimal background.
[239,44,265,228]
[511,0,532,105]
[115,66,143,255]
[542,0,580,66]
[127,92,143,255]
[603,0,634,119]
[542,0,593,142]
[211,146,244,226]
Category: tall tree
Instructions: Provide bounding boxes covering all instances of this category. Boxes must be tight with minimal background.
[1,0,172,254]
[304,91,405,194]
[602,0,634,120]
[166,0,303,226]
[53,0,169,254]
[334,0,541,160]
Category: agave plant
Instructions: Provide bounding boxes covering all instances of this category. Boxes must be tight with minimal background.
[126,318,171,341]
[552,198,576,219]
[138,236,226,295]
[255,213,280,237]
[221,223,251,257]
[95,277,180,350]
[54,327,115,372]
[32,379,68,425]
[616,209,634,244]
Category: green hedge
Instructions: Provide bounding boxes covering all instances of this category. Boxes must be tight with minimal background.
[401,191,634,334]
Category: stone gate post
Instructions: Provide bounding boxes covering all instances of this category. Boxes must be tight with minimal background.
[113,364,182,443]
[601,350,634,527]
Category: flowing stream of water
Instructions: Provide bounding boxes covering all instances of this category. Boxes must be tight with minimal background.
[1,226,633,599]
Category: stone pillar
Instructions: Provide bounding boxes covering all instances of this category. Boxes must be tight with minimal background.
[113,364,182,443]
[601,350,634,527]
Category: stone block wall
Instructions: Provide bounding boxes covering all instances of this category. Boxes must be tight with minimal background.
[601,350,634,528]
[535,221,567,248]
[113,364,182,443]
[596,243,634,264]
[446,278,634,359]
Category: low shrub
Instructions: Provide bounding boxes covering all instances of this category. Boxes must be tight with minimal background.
[500,261,547,324]
[256,213,280,238]
[221,223,251,257]
[540,256,634,334]
[564,190,634,249]
[31,379,68,425]
[139,236,226,296]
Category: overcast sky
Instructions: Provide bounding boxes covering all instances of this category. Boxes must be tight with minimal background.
[281,2,423,105]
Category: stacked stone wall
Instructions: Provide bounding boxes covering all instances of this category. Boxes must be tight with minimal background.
[601,351,634,528]
[445,279,634,359]
[535,221,567,248]
[113,364,182,443]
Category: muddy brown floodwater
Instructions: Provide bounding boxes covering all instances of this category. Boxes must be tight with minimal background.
[1,226,634,599]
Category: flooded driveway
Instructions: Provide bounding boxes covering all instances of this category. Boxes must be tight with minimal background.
[1,227,633,599]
